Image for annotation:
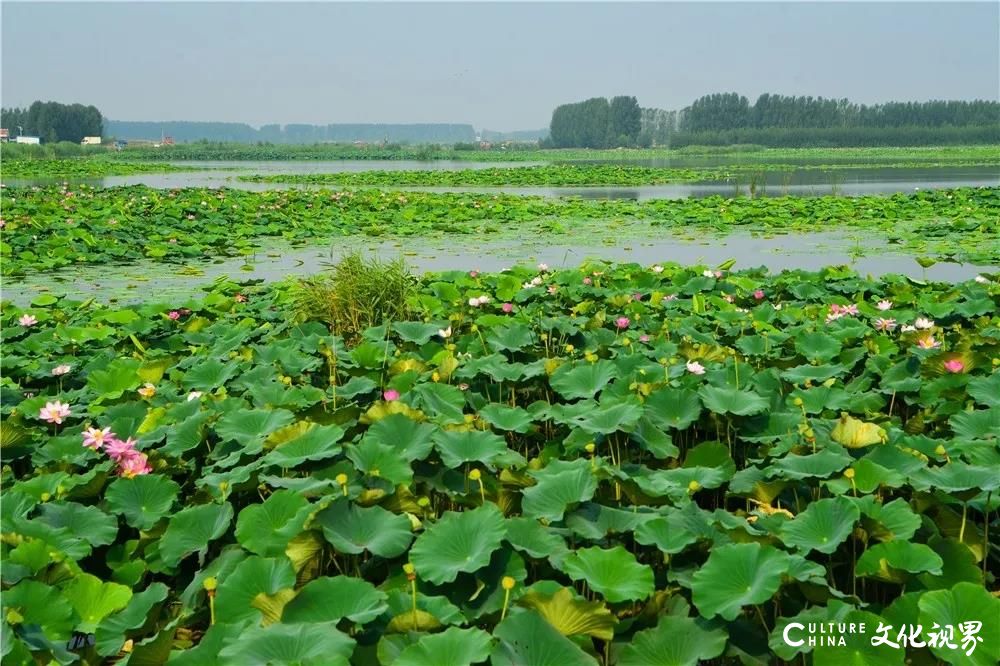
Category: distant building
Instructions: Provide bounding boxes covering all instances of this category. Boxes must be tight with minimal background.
[81,136,102,145]
[114,140,128,150]
[0,128,8,142]
[162,136,175,146]
[15,136,41,145]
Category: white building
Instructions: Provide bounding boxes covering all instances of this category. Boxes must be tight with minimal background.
[81,136,102,145]
[15,136,40,145]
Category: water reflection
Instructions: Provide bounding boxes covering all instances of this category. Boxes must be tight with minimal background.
[4,231,990,306]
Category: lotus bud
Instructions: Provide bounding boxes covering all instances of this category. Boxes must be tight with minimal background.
[934,444,947,456]
[468,469,482,481]
[584,442,596,454]
[793,397,804,406]
[417,496,431,508]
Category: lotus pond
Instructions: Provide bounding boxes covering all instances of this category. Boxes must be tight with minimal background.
[2,185,998,278]
[2,260,999,665]
[1,160,198,179]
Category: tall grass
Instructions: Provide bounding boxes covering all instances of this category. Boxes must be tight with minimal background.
[294,252,416,340]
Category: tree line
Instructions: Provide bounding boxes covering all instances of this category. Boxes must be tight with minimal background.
[552,93,999,147]
[103,121,476,144]
[1,101,103,143]
[546,96,642,148]
[680,93,999,133]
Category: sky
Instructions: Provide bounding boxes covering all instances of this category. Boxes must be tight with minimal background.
[2,2,998,130]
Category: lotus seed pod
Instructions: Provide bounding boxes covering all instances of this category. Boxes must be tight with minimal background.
[501,576,516,590]
[468,468,481,481]
[844,468,855,479]
[335,473,349,485]
[688,480,701,492]
[203,577,217,591]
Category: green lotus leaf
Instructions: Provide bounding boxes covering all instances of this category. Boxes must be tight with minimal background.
[558,545,654,603]
[479,403,535,433]
[490,609,599,666]
[854,497,921,542]
[181,358,241,392]
[394,627,492,666]
[214,408,296,451]
[235,490,313,557]
[550,360,618,400]
[217,621,356,666]
[261,423,345,467]
[795,331,842,363]
[691,542,791,620]
[812,608,905,665]
[394,321,444,344]
[487,323,536,352]
[315,501,413,558]
[771,448,853,480]
[565,399,643,435]
[917,582,1000,666]
[433,429,513,468]
[282,575,388,625]
[967,373,1000,407]
[518,586,617,640]
[855,541,944,581]
[1,580,75,640]
[347,438,415,484]
[780,496,860,554]
[950,407,1000,440]
[166,619,249,666]
[384,589,467,629]
[214,556,297,626]
[409,504,506,584]
[634,513,699,555]
[911,463,1000,493]
[618,614,728,666]
[159,502,234,567]
[63,573,132,634]
[362,414,438,460]
[37,501,118,548]
[699,385,769,416]
[917,538,984,590]
[412,383,467,424]
[504,517,570,560]
[644,387,702,430]
[94,582,168,656]
[522,458,598,522]
[87,358,142,400]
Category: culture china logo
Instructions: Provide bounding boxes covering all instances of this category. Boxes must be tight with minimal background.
[782,621,985,656]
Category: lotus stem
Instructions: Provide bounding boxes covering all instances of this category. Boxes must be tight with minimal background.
[500,576,515,620]
[959,502,968,543]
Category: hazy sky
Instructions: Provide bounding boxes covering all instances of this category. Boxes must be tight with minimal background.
[2,2,998,129]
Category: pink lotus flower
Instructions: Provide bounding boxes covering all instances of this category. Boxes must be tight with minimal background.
[52,364,72,376]
[187,391,203,401]
[651,265,664,273]
[943,359,965,373]
[138,383,157,398]
[686,361,706,375]
[383,389,400,401]
[974,275,989,284]
[914,317,935,330]
[468,270,479,278]
[582,277,592,285]
[639,334,650,343]
[724,294,735,303]
[234,294,247,303]
[537,263,549,272]
[104,437,138,462]
[615,317,630,330]
[118,452,151,478]
[876,300,893,311]
[900,324,917,333]
[632,293,643,301]
[39,401,71,424]
[19,314,37,327]
[438,326,452,339]
[753,289,765,300]
[168,311,180,320]
[662,294,677,302]
[547,286,558,295]
[501,303,514,313]
[82,426,113,450]
[874,318,897,332]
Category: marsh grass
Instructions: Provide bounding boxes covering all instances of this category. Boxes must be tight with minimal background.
[294,252,416,340]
